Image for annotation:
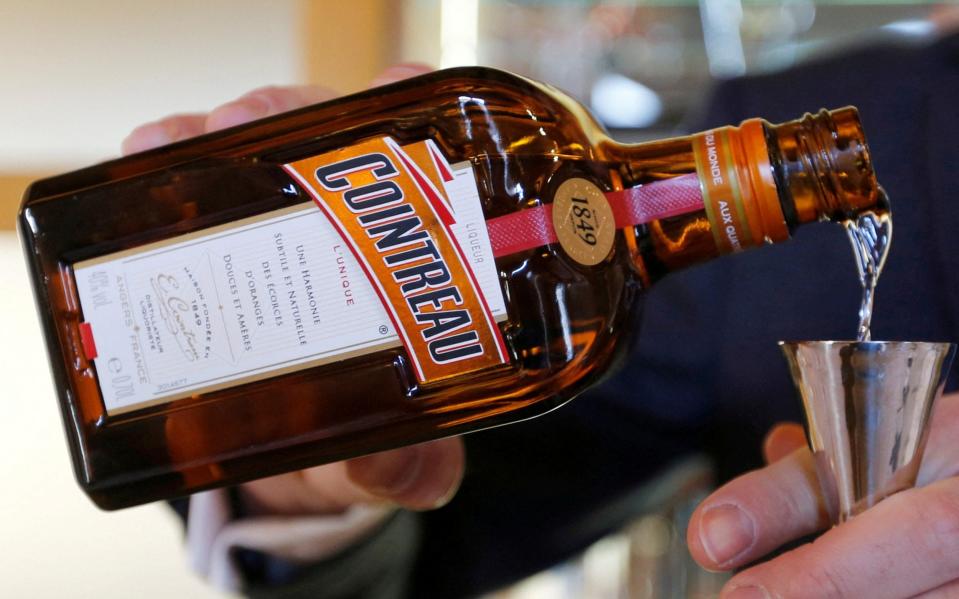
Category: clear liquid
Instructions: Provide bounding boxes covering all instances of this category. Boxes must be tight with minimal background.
[844,192,892,342]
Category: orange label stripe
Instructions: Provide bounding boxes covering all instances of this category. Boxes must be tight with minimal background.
[384,138,509,365]
[283,137,507,384]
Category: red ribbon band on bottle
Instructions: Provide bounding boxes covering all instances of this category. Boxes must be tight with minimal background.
[486,172,704,258]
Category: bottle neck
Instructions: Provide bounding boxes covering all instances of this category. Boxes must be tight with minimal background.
[766,107,885,226]
[600,107,885,282]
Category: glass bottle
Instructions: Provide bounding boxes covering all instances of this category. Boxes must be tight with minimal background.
[19,67,885,509]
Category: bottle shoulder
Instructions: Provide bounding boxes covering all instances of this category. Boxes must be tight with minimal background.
[25,68,615,207]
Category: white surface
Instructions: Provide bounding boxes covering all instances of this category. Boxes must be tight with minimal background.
[0,0,301,171]
[0,233,226,598]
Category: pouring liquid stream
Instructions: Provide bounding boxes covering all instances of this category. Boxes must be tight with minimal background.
[844,190,892,342]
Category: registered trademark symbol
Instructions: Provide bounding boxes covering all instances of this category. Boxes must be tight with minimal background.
[378,325,389,335]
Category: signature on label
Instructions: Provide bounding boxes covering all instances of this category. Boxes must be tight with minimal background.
[152,273,200,361]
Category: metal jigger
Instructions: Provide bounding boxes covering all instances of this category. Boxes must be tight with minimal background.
[779,341,956,524]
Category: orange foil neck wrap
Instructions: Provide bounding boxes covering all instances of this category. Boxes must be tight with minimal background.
[692,119,789,253]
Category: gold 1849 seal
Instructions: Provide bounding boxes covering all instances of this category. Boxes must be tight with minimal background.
[551,177,615,266]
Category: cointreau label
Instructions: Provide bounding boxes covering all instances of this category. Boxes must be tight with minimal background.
[283,137,508,383]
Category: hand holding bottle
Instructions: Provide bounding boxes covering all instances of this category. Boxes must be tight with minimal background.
[687,392,959,598]
[122,67,465,515]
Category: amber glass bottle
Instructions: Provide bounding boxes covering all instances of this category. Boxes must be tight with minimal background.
[19,67,884,509]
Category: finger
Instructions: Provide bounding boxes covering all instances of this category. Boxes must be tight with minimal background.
[919,391,959,485]
[239,438,464,515]
[720,476,959,599]
[240,460,379,516]
[206,84,339,132]
[121,113,208,155]
[687,446,828,571]
[347,436,464,511]
[370,63,434,87]
[762,422,807,464]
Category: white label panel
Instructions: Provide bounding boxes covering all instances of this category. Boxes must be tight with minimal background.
[74,162,506,414]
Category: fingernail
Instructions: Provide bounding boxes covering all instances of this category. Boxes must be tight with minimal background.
[699,504,755,566]
[349,446,423,497]
[725,584,770,599]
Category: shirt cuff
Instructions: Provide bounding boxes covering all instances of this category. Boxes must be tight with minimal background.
[186,489,394,592]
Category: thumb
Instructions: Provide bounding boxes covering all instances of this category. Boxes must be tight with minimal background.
[240,437,465,515]
[346,436,464,510]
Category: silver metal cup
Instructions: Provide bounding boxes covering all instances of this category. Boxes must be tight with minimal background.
[779,340,955,524]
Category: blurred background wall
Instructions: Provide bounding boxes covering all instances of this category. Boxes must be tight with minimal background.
[0,1,951,597]
[1,0,951,225]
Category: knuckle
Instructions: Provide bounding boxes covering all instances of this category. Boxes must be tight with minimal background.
[154,116,184,137]
[154,113,204,140]
[917,485,959,556]
[775,472,809,520]
[244,86,293,109]
[775,541,852,599]
[869,483,959,582]
[796,564,850,599]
